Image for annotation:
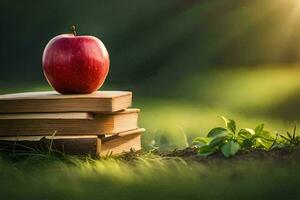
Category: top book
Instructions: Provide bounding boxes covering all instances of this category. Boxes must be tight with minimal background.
[0,91,132,113]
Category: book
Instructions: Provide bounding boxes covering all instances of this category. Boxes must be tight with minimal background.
[101,128,143,156]
[0,128,145,155]
[0,91,132,113]
[0,109,139,136]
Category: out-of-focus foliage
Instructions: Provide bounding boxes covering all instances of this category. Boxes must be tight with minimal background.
[1,0,300,88]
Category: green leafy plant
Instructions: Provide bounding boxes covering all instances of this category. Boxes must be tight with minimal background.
[193,117,299,158]
[277,125,300,147]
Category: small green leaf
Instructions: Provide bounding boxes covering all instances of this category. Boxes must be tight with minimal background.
[254,138,271,149]
[238,129,255,149]
[209,136,226,148]
[260,130,273,141]
[193,137,210,144]
[255,124,264,136]
[240,139,253,149]
[193,137,211,148]
[238,128,255,139]
[207,127,228,137]
[221,116,236,133]
[221,141,241,157]
[197,145,216,157]
[244,128,255,136]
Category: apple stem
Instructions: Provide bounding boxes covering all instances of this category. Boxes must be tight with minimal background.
[71,25,77,36]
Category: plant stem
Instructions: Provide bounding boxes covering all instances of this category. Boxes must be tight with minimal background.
[71,25,77,36]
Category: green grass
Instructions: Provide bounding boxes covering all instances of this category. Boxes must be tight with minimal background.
[1,151,300,200]
[1,65,300,199]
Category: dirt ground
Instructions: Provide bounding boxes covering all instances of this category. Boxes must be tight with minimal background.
[120,146,300,164]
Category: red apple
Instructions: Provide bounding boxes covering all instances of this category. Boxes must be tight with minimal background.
[42,27,109,94]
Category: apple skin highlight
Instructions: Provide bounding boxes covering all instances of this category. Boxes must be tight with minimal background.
[42,34,110,94]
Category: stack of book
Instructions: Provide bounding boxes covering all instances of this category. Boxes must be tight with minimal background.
[0,91,144,156]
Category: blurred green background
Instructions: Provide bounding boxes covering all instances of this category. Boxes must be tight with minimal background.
[1,0,300,148]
